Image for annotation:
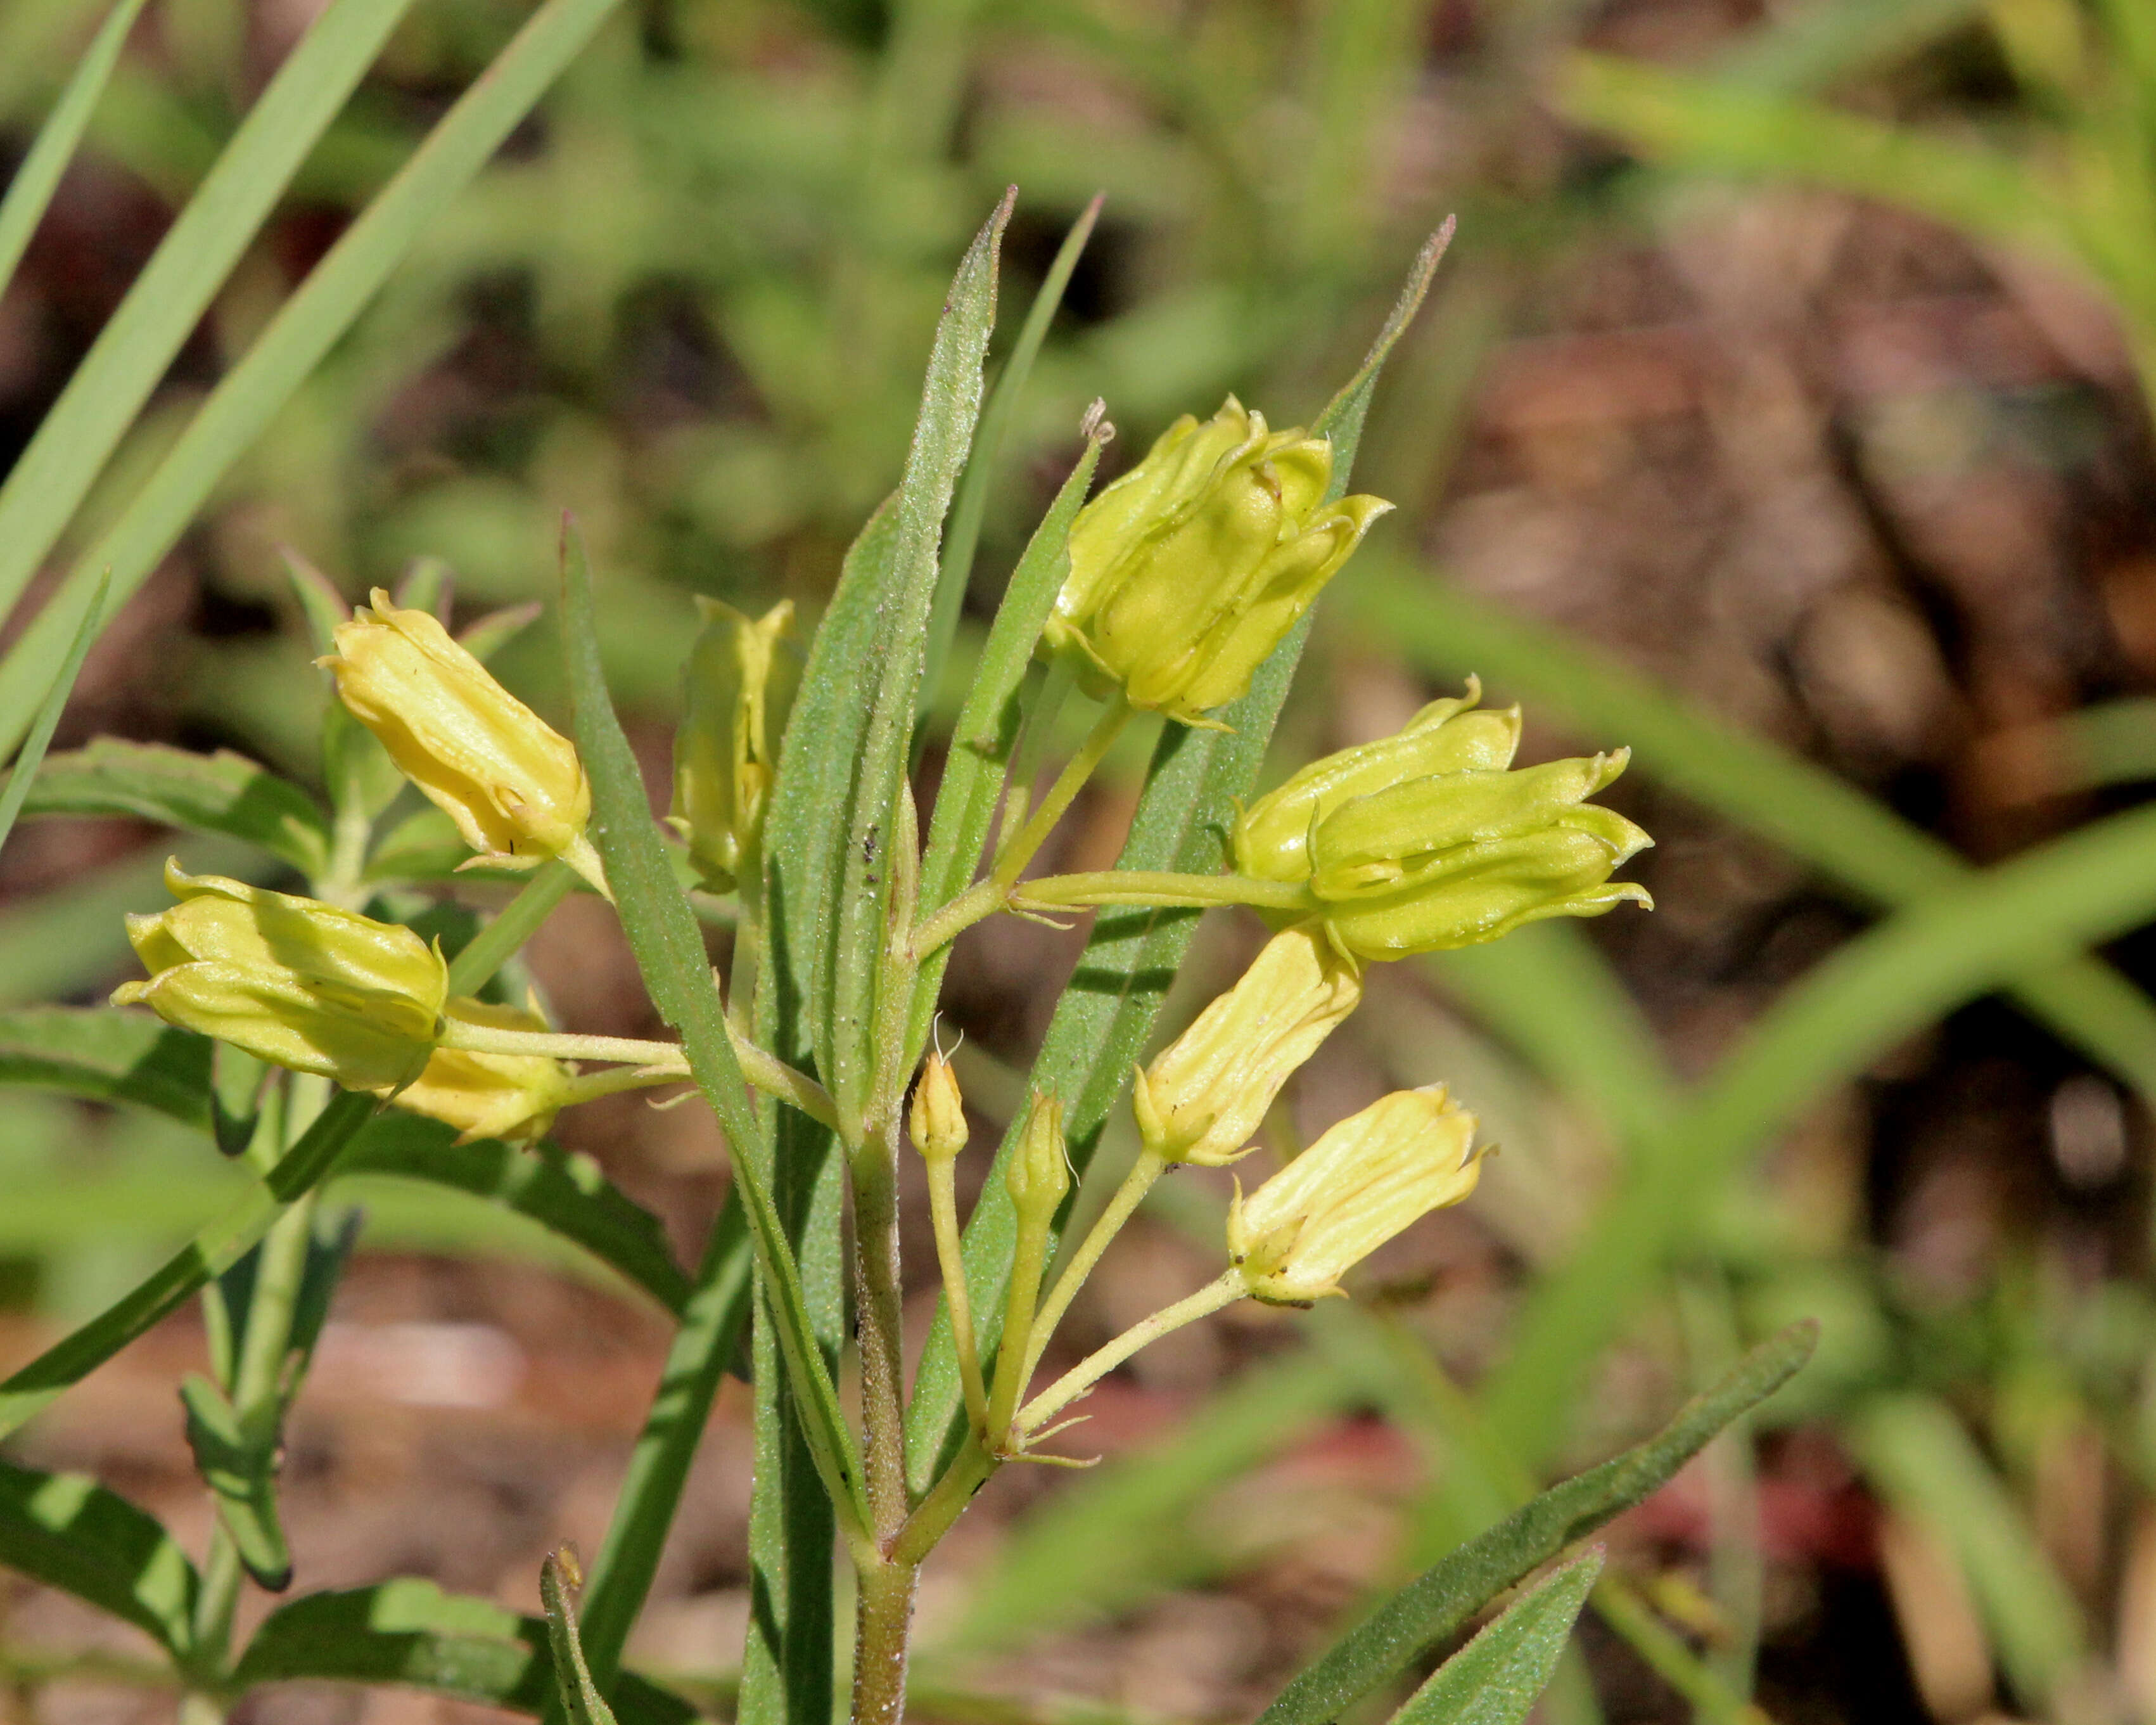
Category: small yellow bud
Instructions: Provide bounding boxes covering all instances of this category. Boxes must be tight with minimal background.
[1132,927,1362,1166]
[392,997,573,1145]
[1005,1093,1071,1225]
[322,591,601,886]
[909,1049,969,1165]
[1227,1086,1484,1305]
[1042,398,1391,726]
[112,861,446,1094]
[668,598,799,893]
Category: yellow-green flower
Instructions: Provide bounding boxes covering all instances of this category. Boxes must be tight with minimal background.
[322,591,602,888]
[1232,692,1651,961]
[669,598,798,894]
[1042,398,1390,726]
[1227,1086,1483,1305]
[392,998,572,1145]
[1132,926,1362,1166]
[1005,1093,1071,1226]
[113,861,445,1093]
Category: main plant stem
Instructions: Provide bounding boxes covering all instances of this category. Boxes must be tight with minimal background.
[850,1551,921,1725]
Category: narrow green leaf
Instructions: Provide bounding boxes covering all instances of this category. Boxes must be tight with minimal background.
[0,0,420,629]
[0,0,635,760]
[1256,1323,1814,1725]
[0,1088,372,1437]
[0,1006,212,1123]
[1708,0,1986,94]
[179,1373,292,1591]
[231,1579,695,1722]
[1389,1550,1604,1725]
[16,738,333,876]
[903,227,1450,1492]
[541,1553,620,1725]
[0,1457,199,1661]
[559,526,869,1539]
[565,1200,751,1690]
[822,189,1011,1127]
[0,569,106,849]
[908,421,1110,1059]
[1357,567,2156,1100]
[340,1117,692,1318]
[1488,796,2156,1464]
[1851,1394,2090,1710]
[0,0,151,299]
[919,193,1104,717]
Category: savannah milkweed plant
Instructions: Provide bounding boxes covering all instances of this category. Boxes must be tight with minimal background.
[0,195,1814,1725]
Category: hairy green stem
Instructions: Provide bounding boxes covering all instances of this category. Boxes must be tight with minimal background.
[850,1555,921,1725]
[1014,869,1314,912]
[853,1119,912,1544]
[991,695,1132,890]
[1019,1147,1168,1389]
[926,1157,989,1433]
[1017,1270,1244,1437]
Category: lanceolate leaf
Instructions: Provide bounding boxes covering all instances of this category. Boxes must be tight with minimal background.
[231,1581,695,1723]
[18,738,333,876]
[0,1458,198,1662]
[903,226,1452,1492]
[0,568,107,851]
[559,527,869,1539]
[1256,1323,1815,1725]
[1389,1549,1604,1725]
[0,1006,212,1123]
[820,190,1011,1128]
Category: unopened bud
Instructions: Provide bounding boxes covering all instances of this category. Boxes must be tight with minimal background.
[1232,681,1521,883]
[322,591,601,886]
[669,598,799,893]
[393,997,573,1145]
[1005,1093,1071,1226]
[1227,1086,1483,1305]
[113,861,445,1094]
[909,1050,969,1165]
[1042,397,1390,727]
[1132,927,1361,1166]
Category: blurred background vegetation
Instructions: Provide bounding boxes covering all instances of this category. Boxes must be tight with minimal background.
[8,0,2156,1721]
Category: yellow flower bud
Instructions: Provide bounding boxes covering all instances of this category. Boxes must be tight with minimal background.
[909,1049,969,1165]
[1005,1093,1071,1225]
[322,591,601,887]
[668,598,799,893]
[1227,1086,1483,1305]
[1042,398,1391,726]
[1132,927,1362,1166]
[1232,681,1521,884]
[391,997,573,1145]
[1232,695,1652,962]
[112,861,445,1094]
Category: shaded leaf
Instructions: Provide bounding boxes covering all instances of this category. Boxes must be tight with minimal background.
[0,1457,198,1660]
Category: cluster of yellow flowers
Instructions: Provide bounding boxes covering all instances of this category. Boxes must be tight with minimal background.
[109,395,1650,1442]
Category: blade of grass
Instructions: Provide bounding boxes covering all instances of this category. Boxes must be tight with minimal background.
[1487,795,2156,1463]
[558,525,870,1549]
[0,0,637,761]
[0,0,150,299]
[903,223,1452,1493]
[1356,565,2156,1100]
[917,193,1103,719]
[0,572,107,856]
[0,0,421,631]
